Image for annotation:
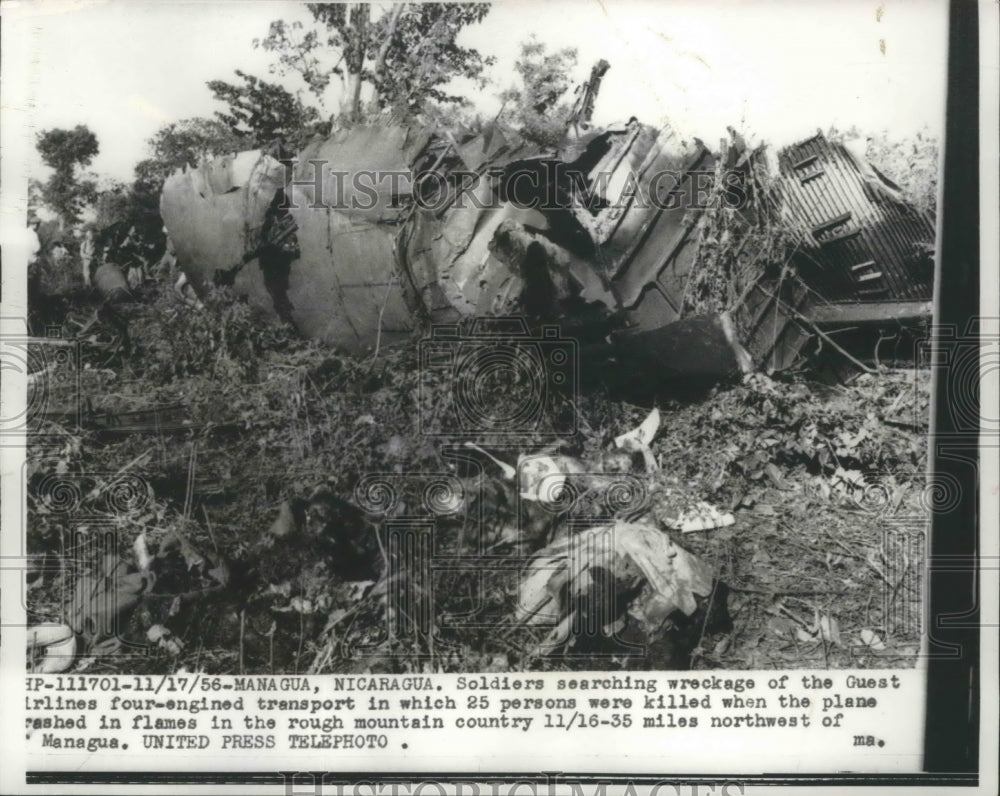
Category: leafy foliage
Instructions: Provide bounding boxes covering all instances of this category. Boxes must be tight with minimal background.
[828,125,939,216]
[683,143,794,319]
[498,37,579,147]
[650,371,928,513]
[207,69,324,149]
[130,286,297,385]
[26,265,930,674]
[92,178,162,243]
[863,129,939,216]
[367,3,493,116]
[133,118,249,192]
[38,171,98,227]
[27,179,47,225]
[35,125,100,224]
[36,125,100,175]
[256,3,494,121]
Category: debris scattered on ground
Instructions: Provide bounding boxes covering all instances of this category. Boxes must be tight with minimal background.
[518,454,588,502]
[669,501,736,533]
[27,623,77,673]
[614,407,661,472]
[515,521,716,661]
[859,628,887,652]
[24,281,930,674]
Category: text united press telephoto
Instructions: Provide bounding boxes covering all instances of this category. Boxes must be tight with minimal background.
[3,0,989,790]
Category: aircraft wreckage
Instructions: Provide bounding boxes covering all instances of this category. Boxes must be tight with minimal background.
[160,116,935,381]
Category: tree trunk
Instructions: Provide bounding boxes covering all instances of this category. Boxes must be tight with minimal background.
[343,72,363,120]
[339,3,370,122]
[370,3,404,109]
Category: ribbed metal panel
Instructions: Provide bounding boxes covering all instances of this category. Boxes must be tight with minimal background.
[776,133,935,303]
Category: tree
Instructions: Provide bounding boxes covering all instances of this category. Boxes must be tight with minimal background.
[256,3,494,122]
[498,37,578,147]
[35,125,100,224]
[27,178,48,225]
[36,125,99,177]
[864,129,939,216]
[367,3,493,115]
[93,179,140,241]
[827,125,939,216]
[207,70,324,149]
[89,118,250,247]
[133,117,249,191]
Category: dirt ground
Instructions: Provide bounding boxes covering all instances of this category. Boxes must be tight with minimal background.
[25,281,930,675]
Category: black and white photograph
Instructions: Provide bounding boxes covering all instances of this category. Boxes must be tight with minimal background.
[1,0,993,790]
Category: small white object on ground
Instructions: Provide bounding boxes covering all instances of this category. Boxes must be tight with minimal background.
[27,623,77,673]
[614,407,661,471]
[517,454,587,502]
[669,501,736,533]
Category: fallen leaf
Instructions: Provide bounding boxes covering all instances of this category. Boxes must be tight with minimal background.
[268,501,299,538]
[134,531,152,572]
[670,501,735,533]
[26,623,74,649]
[818,613,842,646]
[290,596,314,613]
[347,580,375,601]
[603,616,626,636]
[146,624,170,643]
[764,462,787,488]
[859,628,886,651]
[485,654,509,672]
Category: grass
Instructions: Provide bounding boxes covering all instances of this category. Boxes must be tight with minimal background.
[25,279,929,674]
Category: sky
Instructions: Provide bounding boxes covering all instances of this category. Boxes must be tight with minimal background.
[4,0,949,185]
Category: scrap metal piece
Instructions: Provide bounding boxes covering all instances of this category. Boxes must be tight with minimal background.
[776,131,936,305]
[568,59,611,131]
[282,125,431,350]
[160,149,287,304]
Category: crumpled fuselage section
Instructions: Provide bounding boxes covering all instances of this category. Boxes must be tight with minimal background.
[160,123,934,375]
